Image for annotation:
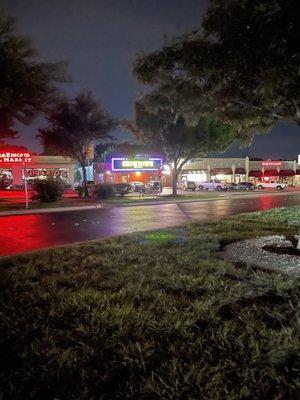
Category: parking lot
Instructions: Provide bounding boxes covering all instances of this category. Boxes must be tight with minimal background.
[160,185,300,196]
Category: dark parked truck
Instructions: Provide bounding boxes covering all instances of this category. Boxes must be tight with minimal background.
[177,181,197,191]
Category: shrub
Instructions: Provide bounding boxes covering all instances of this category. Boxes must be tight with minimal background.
[31,177,64,202]
[93,183,115,199]
[114,182,131,197]
[75,186,84,197]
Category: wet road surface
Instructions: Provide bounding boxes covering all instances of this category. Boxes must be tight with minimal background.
[0,192,299,256]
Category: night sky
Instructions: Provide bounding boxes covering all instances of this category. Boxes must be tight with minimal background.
[2,0,300,160]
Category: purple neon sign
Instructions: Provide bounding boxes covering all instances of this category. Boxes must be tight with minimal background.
[111,158,162,171]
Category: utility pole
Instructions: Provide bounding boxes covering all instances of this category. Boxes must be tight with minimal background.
[23,163,29,209]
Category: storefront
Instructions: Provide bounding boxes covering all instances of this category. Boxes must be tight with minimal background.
[0,147,76,189]
[94,157,164,185]
[180,157,300,186]
[77,154,300,188]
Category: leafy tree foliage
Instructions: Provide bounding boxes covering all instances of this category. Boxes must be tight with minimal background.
[38,92,116,196]
[0,11,69,141]
[123,89,234,195]
[133,0,299,142]
[95,140,161,162]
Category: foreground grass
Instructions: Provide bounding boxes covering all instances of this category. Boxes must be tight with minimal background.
[0,207,299,400]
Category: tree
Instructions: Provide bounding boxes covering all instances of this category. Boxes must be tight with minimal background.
[38,91,116,196]
[0,129,17,146]
[123,89,234,195]
[0,11,69,141]
[133,0,299,142]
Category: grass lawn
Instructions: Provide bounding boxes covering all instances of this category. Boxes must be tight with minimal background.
[0,207,299,399]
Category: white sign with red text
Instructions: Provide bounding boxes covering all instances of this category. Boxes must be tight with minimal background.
[0,152,32,163]
[262,161,282,167]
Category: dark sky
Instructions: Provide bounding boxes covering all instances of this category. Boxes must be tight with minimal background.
[2,0,300,160]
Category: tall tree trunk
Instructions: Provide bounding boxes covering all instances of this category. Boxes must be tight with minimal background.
[81,162,89,197]
[297,232,300,250]
[172,167,178,196]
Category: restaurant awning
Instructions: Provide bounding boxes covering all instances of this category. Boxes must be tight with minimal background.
[264,170,279,176]
[211,168,232,175]
[249,170,262,177]
[235,168,246,174]
[279,170,295,176]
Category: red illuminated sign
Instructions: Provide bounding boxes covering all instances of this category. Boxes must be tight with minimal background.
[262,161,282,166]
[0,152,32,164]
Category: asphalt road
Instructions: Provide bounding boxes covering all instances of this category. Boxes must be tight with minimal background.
[0,191,300,256]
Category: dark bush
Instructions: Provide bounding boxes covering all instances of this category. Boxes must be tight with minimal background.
[31,177,64,202]
[114,182,131,197]
[75,186,84,197]
[93,183,115,199]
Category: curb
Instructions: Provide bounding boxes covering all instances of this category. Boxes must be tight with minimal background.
[0,190,299,216]
[0,204,103,217]
[108,196,230,207]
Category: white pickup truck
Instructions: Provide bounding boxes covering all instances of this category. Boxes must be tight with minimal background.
[198,180,227,191]
[256,181,288,190]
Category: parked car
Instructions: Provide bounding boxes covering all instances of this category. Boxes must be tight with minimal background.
[147,180,163,192]
[238,182,255,190]
[256,181,288,190]
[198,180,227,191]
[130,181,145,192]
[114,182,132,196]
[177,181,197,191]
[226,182,237,191]
[227,182,254,191]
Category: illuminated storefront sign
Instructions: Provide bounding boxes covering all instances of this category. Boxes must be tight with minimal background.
[262,161,282,167]
[112,158,162,171]
[26,168,69,180]
[0,152,32,164]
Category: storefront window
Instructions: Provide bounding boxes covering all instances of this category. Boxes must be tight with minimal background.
[235,174,246,183]
[211,173,232,182]
[25,168,69,182]
[187,172,207,182]
[0,169,13,189]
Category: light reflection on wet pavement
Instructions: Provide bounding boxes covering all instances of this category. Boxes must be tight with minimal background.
[0,193,300,256]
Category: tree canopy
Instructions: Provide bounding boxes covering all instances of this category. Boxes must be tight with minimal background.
[123,88,234,194]
[38,91,116,195]
[133,0,299,142]
[0,11,69,141]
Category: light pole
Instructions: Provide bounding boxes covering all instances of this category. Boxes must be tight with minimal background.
[23,163,29,209]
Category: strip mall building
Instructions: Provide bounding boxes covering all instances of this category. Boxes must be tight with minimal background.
[0,147,75,189]
[94,156,300,187]
[1,146,299,189]
[180,157,300,186]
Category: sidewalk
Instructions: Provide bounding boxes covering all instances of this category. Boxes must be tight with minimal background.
[0,204,103,216]
[0,188,299,217]
[0,195,226,216]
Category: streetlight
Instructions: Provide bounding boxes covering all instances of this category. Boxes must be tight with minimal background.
[23,162,29,209]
